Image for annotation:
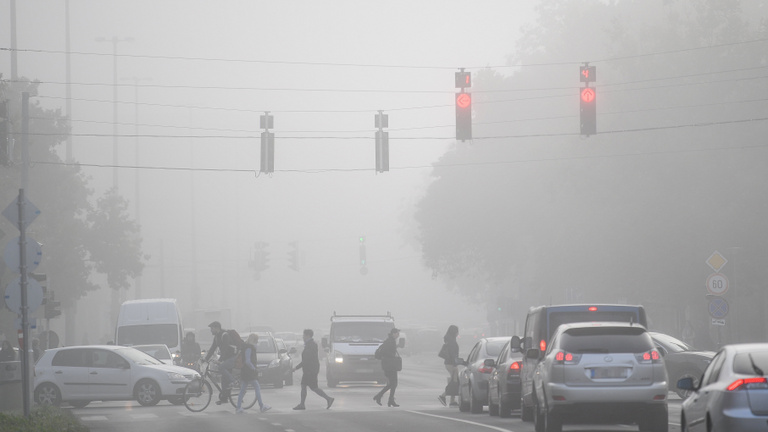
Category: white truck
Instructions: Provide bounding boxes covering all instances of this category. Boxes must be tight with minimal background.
[115,299,184,362]
[321,312,403,387]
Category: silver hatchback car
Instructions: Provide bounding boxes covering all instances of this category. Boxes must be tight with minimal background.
[531,322,668,432]
[679,343,768,432]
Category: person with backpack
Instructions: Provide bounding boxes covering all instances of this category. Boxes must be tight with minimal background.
[292,329,334,410]
[203,321,242,404]
[236,333,270,413]
[437,324,460,407]
[373,328,402,407]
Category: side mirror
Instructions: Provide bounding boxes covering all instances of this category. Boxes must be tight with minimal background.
[677,377,696,391]
[278,349,287,355]
[321,337,329,348]
[398,338,406,349]
[526,349,540,360]
[484,358,496,368]
[510,336,522,351]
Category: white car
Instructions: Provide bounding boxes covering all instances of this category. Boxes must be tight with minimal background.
[131,344,175,365]
[34,345,198,407]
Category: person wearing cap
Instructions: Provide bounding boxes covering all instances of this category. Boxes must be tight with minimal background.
[373,328,402,407]
[203,321,237,404]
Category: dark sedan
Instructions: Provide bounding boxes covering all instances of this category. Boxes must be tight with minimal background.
[487,336,523,418]
[650,331,714,398]
[458,336,510,413]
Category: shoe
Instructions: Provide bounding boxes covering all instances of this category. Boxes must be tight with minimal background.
[449,401,459,407]
[235,408,244,414]
[327,397,335,409]
[388,399,399,407]
[292,404,305,410]
[374,395,382,406]
[216,400,225,405]
[438,395,446,406]
[260,405,272,413]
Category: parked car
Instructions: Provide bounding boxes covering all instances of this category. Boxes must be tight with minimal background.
[274,331,303,352]
[131,344,175,366]
[34,345,198,408]
[649,331,714,398]
[458,336,510,413]
[487,336,524,418]
[531,322,668,432]
[679,343,768,431]
[242,332,295,388]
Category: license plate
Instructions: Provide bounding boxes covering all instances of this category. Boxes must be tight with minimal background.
[590,367,628,379]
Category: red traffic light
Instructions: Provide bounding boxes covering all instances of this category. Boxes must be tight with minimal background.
[456,93,472,109]
[580,87,596,103]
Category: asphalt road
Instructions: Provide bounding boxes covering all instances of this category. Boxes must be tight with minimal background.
[72,353,684,432]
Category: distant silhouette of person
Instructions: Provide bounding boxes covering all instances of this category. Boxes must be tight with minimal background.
[0,340,16,362]
[31,338,41,362]
[293,329,334,410]
[180,332,201,366]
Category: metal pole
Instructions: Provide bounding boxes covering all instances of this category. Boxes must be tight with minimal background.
[18,189,31,418]
[112,37,118,189]
[10,0,17,80]
[21,92,28,190]
[65,0,72,162]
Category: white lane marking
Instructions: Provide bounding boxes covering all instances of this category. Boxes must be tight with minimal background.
[79,416,109,421]
[130,413,158,420]
[406,410,516,432]
[271,423,282,426]
[178,411,208,416]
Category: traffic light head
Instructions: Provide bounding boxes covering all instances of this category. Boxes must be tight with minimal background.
[455,92,472,141]
[455,71,471,89]
[580,87,596,136]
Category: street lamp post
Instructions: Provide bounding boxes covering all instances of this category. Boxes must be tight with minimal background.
[95,36,133,190]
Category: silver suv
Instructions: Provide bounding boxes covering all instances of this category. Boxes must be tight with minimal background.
[531,322,668,432]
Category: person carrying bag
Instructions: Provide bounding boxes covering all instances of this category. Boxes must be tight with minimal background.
[437,325,460,407]
[373,328,402,407]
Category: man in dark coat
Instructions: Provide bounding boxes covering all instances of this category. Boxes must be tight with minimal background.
[373,327,402,407]
[203,321,237,404]
[292,329,334,410]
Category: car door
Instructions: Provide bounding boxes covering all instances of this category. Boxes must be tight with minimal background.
[686,350,726,431]
[89,349,132,399]
[491,343,509,402]
[462,342,480,397]
[50,348,92,399]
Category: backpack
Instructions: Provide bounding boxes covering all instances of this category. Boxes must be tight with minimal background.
[374,343,384,360]
[225,329,245,351]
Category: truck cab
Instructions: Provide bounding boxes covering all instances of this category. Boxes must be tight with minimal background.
[321,312,399,387]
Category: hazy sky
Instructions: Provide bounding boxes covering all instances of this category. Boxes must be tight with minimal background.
[1,1,539,340]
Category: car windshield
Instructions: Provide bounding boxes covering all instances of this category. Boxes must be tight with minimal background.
[652,333,693,353]
[733,351,768,375]
[117,324,179,348]
[134,345,171,360]
[117,347,164,365]
[332,322,393,343]
[559,327,652,354]
[486,339,508,357]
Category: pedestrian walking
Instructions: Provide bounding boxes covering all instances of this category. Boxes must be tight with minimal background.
[437,324,460,407]
[236,333,270,413]
[293,329,334,410]
[373,328,402,407]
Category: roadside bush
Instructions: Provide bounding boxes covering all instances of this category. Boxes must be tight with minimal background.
[0,405,88,432]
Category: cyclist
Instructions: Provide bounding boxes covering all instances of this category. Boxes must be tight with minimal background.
[203,321,239,404]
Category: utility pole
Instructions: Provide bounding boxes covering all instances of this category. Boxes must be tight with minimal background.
[65,0,72,162]
[95,36,133,190]
[10,0,18,80]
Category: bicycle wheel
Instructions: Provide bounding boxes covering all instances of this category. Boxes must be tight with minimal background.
[183,378,212,412]
[229,378,258,410]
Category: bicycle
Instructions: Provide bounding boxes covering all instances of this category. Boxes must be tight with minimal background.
[183,360,257,412]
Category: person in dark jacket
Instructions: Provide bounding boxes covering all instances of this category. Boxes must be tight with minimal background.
[438,324,460,407]
[373,328,402,407]
[236,333,270,413]
[180,332,201,366]
[293,329,334,410]
[0,341,15,362]
[203,321,237,404]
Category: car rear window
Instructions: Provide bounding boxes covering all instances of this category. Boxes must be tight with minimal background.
[559,327,652,354]
[486,340,507,357]
[549,311,643,341]
[733,351,768,375]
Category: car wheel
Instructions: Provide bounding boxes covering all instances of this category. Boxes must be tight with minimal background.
[326,374,337,388]
[458,383,470,412]
[681,413,689,432]
[533,395,545,432]
[544,409,562,432]
[273,376,284,389]
[135,379,162,406]
[521,395,533,421]
[34,383,61,407]
[676,371,700,399]
[70,400,90,408]
[488,387,499,416]
[499,394,512,418]
[469,384,483,414]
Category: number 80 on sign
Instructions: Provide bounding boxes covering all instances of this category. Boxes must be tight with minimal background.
[706,273,729,296]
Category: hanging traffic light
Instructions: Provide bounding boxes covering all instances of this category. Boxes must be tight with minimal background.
[580,87,596,136]
[260,112,274,174]
[455,91,472,141]
[251,241,270,280]
[375,111,389,173]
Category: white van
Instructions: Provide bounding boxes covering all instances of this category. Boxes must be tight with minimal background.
[115,299,184,362]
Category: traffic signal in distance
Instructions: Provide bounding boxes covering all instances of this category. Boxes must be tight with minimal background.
[251,242,270,280]
[455,71,471,89]
[375,130,389,173]
[580,87,596,136]
[288,242,300,272]
[455,92,472,141]
[260,131,274,174]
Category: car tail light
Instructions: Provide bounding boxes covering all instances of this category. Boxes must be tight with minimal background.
[588,306,598,312]
[539,339,546,351]
[554,350,581,365]
[727,377,768,391]
[509,361,521,372]
[635,349,662,364]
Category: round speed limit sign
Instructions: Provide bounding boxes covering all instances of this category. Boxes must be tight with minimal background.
[706,273,729,296]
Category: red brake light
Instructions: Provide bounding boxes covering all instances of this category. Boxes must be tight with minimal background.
[554,350,581,365]
[555,351,564,362]
[540,339,546,351]
[728,377,768,391]
[509,361,521,371]
[565,353,573,362]
[637,349,662,364]
[588,306,598,312]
